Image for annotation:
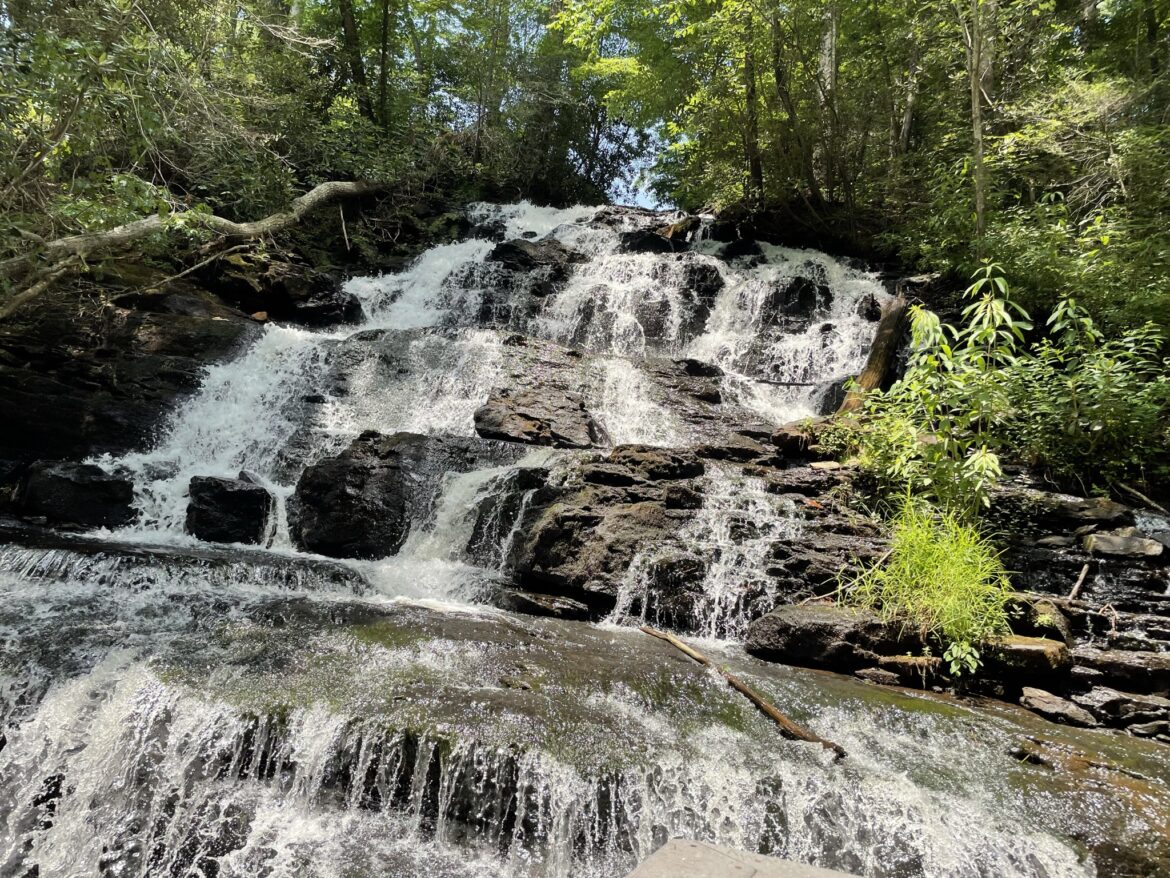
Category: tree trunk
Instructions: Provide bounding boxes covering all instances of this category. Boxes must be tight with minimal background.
[743,15,765,202]
[379,0,391,127]
[967,0,988,246]
[338,0,375,120]
[770,15,823,205]
[837,294,910,414]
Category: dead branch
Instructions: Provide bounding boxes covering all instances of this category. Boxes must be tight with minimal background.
[0,180,385,321]
[1068,562,1091,601]
[640,625,847,760]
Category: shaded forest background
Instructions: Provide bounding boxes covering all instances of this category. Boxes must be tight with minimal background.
[1,0,1168,325]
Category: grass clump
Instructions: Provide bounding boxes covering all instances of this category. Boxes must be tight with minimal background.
[847,500,1012,677]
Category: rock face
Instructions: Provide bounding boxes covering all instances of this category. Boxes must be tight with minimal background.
[290,431,519,559]
[1019,687,1099,727]
[474,388,606,449]
[203,255,363,326]
[0,280,259,462]
[486,238,586,279]
[185,474,275,545]
[619,229,684,254]
[18,462,137,529]
[1084,528,1164,558]
[506,446,707,616]
[762,276,832,323]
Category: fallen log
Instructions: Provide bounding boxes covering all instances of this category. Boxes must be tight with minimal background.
[640,625,847,760]
[0,179,386,321]
[836,293,910,415]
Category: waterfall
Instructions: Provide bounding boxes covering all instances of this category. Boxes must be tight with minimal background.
[5,202,1152,878]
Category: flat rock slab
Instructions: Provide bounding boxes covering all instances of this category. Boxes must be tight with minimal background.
[627,840,856,877]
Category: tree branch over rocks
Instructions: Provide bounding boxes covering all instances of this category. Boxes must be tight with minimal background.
[0,180,386,321]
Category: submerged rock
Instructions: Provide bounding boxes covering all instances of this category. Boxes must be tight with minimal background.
[185,474,275,545]
[18,462,137,529]
[474,388,606,449]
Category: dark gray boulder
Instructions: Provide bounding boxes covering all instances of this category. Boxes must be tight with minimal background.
[185,473,275,545]
[745,604,915,671]
[620,230,683,254]
[289,431,518,559]
[19,461,137,529]
[474,388,606,449]
[762,276,833,322]
[486,238,586,279]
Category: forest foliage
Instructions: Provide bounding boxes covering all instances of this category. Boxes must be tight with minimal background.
[0,0,646,269]
[557,0,1170,327]
[2,0,1168,328]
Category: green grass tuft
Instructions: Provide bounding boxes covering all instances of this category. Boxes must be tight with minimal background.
[847,500,1013,656]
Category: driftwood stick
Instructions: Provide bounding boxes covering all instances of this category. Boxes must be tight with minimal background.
[837,293,910,414]
[640,625,847,760]
[1117,482,1170,516]
[1068,562,1091,601]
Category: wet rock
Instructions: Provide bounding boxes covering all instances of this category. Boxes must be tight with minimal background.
[1010,597,1074,644]
[698,433,771,463]
[855,293,883,321]
[495,589,592,621]
[0,279,259,460]
[1084,528,1164,559]
[486,238,586,280]
[719,239,766,264]
[1071,646,1170,694]
[510,497,678,613]
[1072,686,1170,726]
[985,636,1071,681]
[1019,687,1099,727]
[607,446,704,481]
[185,474,275,545]
[988,484,1134,536]
[206,256,362,326]
[855,667,902,686]
[762,276,832,323]
[680,260,725,302]
[620,229,684,254]
[474,388,606,449]
[876,654,943,685]
[466,466,548,567]
[18,462,136,529]
[290,431,516,559]
[745,604,917,671]
[1129,719,1170,737]
[770,420,825,458]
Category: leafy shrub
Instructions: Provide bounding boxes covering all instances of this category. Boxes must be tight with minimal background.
[854,264,1026,514]
[853,265,1170,506]
[845,501,1013,676]
[999,298,1170,491]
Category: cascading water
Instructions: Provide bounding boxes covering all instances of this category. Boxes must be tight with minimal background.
[4,202,1166,878]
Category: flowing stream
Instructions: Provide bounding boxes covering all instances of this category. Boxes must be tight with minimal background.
[2,203,1167,878]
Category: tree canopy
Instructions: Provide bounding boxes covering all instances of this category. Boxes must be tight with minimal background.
[2,0,1168,325]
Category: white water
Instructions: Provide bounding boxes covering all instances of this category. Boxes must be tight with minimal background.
[89,202,884,559]
[7,203,1126,878]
